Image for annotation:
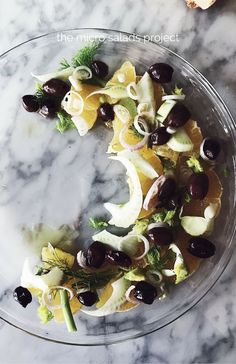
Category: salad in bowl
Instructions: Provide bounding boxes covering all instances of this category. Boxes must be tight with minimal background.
[14,40,224,333]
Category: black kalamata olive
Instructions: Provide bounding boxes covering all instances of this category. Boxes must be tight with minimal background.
[166,103,191,128]
[200,138,221,161]
[157,178,176,205]
[148,63,173,83]
[43,78,70,99]
[188,237,216,258]
[77,291,98,306]
[133,281,157,304]
[39,99,58,118]
[187,172,209,200]
[86,241,106,268]
[147,226,173,246]
[150,127,171,146]
[106,250,132,268]
[98,103,115,122]
[13,286,32,308]
[91,60,109,79]
[165,193,181,210]
[22,95,40,112]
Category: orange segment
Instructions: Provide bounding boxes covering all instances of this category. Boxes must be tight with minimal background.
[96,282,113,309]
[117,301,137,312]
[108,116,141,153]
[184,120,203,154]
[175,231,201,275]
[205,169,223,199]
[79,84,101,111]
[153,144,179,165]
[107,61,136,86]
[79,109,98,130]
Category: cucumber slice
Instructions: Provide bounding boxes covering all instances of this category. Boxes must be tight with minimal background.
[156,100,176,124]
[167,128,193,152]
[81,277,130,316]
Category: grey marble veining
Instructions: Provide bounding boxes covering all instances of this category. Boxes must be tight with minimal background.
[0,0,236,363]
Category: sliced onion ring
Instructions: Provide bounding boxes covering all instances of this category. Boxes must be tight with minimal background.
[42,286,74,310]
[126,82,139,100]
[146,270,163,283]
[162,269,175,277]
[119,123,149,151]
[143,175,166,211]
[77,250,87,268]
[125,285,139,304]
[132,234,150,260]
[147,222,168,231]
[166,126,177,135]
[73,65,92,80]
[133,115,151,136]
[162,94,185,101]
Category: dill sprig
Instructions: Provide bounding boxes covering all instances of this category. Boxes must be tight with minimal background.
[129,124,143,139]
[56,110,76,133]
[41,253,119,291]
[71,41,103,68]
[59,58,71,70]
[34,81,46,104]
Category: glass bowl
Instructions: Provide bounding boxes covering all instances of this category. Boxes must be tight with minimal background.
[0,29,235,345]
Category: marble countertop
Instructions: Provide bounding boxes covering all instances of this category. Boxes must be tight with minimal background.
[1,0,236,363]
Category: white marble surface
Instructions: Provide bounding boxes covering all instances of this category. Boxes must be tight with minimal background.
[1,0,236,363]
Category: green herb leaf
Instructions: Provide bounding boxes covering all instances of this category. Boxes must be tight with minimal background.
[71,269,118,290]
[158,156,176,172]
[173,85,183,95]
[186,155,203,173]
[71,41,103,68]
[133,219,150,235]
[223,165,230,177]
[88,217,108,229]
[56,111,76,133]
[34,81,46,104]
[59,58,71,70]
[183,191,192,203]
[147,246,161,270]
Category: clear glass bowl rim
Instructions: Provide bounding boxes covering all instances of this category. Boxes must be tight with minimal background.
[0,27,236,346]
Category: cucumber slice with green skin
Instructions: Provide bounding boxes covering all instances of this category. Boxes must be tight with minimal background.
[32,68,74,83]
[167,127,193,152]
[120,98,137,118]
[81,277,130,317]
[156,100,176,124]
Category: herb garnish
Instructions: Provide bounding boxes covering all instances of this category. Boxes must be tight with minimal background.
[88,218,108,229]
[147,246,175,271]
[186,155,203,173]
[56,111,76,133]
[72,41,103,68]
[158,156,176,172]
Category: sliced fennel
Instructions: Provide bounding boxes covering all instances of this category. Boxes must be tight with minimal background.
[71,115,90,136]
[81,277,130,316]
[120,98,137,118]
[104,155,143,228]
[62,91,84,116]
[114,105,131,124]
[137,72,156,123]
[119,150,159,179]
[162,244,189,284]
[21,258,63,291]
[156,100,176,124]
[92,230,149,259]
[181,203,217,236]
[167,128,193,152]
[87,85,128,99]
[31,67,74,83]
